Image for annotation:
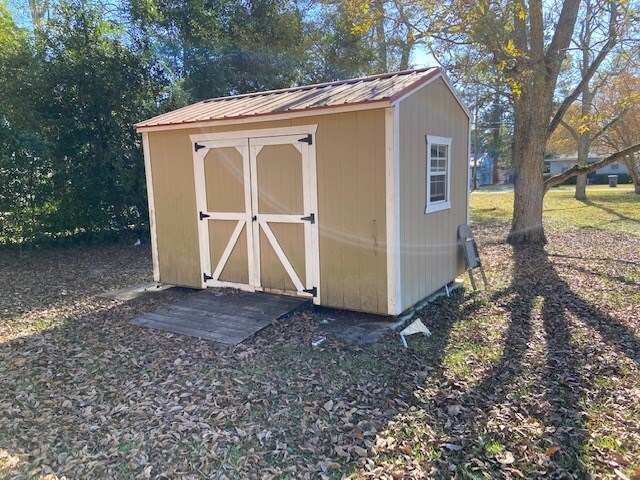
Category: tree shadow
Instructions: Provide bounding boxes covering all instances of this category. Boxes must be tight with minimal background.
[560,263,639,287]
[547,252,640,267]
[425,244,640,476]
[580,199,640,225]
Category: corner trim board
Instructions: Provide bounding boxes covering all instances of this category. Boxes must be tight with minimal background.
[142,132,160,282]
[385,106,402,315]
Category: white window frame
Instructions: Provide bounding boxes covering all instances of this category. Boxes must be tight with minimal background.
[425,135,452,214]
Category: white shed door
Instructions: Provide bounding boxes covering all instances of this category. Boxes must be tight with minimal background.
[193,132,319,301]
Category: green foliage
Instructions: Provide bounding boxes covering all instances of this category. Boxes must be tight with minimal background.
[0,0,165,247]
[40,0,163,239]
[0,0,414,248]
[305,2,378,82]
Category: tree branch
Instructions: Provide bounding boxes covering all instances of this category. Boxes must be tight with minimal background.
[545,0,581,69]
[591,107,629,141]
[547,42,616,136]
[544,142,640,193]
[548,2,618,136]
[560,119,580,142]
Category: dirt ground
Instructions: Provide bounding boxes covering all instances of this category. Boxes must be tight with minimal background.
[1,189,639,479]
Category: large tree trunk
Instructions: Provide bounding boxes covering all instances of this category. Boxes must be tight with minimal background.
[507,96,549,245]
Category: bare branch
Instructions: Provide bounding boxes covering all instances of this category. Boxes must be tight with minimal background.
[548,2,618,135]
[544,142,640,193]
[548,43,616,135]
[560,119,580,142]
[591,107,629,141]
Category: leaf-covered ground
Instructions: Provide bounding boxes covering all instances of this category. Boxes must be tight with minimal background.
[1,187,639,479]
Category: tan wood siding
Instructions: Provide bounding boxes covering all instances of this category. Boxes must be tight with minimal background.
[146,110,388,313]
[397,77,469,311]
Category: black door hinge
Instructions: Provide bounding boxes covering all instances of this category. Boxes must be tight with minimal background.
[194,142,206,152]
[300,213,315,224]
[203,273,213,282]
[303,287,317,297]
[199,211,210,220]
[298,134,313,145]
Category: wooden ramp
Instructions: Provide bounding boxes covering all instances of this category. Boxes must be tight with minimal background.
[130,290,310,345]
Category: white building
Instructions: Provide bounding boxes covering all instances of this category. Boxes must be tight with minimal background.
[545,156,628,176]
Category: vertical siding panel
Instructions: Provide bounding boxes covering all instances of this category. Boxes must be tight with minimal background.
[311,115,344,308]
[339,112,361,310]
[419,89,428,299]
[356,110,378,312]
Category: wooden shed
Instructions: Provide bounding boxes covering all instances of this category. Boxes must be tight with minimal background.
[136,67,471,316]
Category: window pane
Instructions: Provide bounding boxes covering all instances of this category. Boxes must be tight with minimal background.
[426,141,450,208]
[430,174,446,202]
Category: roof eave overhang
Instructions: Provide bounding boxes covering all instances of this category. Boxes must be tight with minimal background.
[135,99,392,133]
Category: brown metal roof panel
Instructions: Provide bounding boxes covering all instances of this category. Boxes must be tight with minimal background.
[135,67,442,128]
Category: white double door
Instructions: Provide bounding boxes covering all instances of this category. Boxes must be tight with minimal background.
[193,130,319,301]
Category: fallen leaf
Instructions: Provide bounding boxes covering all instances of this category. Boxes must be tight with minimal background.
[353,445,368,457]
[497,451,515,465]
[546,445,562,456]
[442,443,463,452]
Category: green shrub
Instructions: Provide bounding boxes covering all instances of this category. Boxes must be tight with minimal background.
[543,173,631,185]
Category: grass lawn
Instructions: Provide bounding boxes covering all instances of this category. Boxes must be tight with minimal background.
[1,186,639,479]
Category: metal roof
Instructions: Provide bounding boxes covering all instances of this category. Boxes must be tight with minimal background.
[136,67,443,129]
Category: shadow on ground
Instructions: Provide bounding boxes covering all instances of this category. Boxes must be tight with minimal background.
[1,233,639,479]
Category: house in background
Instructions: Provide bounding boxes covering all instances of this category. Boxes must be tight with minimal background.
[469,153,494,187]
[136,67,471,316]
[545,155,629,178]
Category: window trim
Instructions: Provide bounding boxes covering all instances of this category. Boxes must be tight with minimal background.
[425,135,452,214]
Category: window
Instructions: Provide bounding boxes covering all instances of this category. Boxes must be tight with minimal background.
[611,163,619,170]
[425,135,452,214]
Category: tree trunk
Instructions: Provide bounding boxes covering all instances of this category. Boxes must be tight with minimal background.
[373,0,388,73]
[399,40,412,71]
[575,130,589,200]
[626,155,640,194]
[575,122,589,200]
[507,97,548,245]
[491,92,501,184]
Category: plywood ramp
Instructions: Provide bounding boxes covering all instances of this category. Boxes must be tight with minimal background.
[147,110,388,314]
[130,290,309,344]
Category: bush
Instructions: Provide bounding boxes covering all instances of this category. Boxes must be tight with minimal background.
[543,173,631,185]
